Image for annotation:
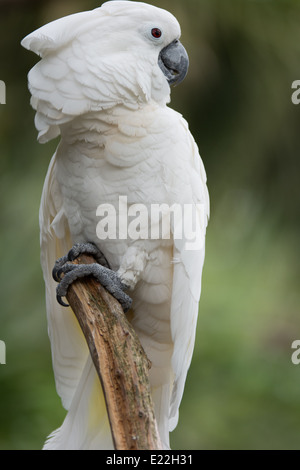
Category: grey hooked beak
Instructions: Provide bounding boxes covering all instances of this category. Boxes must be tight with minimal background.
[158,40,189,86]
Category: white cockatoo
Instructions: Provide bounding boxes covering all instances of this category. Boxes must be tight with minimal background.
[22,0,209,450]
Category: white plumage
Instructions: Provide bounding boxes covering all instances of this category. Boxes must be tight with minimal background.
[22,1,209,449]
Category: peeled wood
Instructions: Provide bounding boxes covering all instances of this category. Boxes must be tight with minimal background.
[65,254,162,450]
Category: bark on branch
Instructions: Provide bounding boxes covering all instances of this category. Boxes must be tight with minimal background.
[65,254,162,450]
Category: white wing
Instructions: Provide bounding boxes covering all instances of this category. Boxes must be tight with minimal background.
[39,151,90,409]
[168,116,209,430]
[40,151,114,450]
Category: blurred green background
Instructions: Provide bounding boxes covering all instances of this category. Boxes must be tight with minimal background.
[0,0,300,450]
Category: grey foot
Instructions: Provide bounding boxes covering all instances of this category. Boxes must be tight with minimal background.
[52,242,132,312]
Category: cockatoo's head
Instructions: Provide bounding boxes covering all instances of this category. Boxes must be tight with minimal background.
[22,1,189,141]
[100,1,189,87]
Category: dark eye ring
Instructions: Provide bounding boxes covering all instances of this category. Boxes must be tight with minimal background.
[151,28,162,39]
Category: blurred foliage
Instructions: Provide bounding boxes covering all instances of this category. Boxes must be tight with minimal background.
[0,0,300,450]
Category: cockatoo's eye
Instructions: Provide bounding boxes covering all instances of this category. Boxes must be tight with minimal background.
[151,28,162,39]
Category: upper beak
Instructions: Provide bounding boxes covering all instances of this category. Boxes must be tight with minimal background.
[158,40,189,86]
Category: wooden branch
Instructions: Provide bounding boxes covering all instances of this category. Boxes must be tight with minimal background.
[65,254,162,450]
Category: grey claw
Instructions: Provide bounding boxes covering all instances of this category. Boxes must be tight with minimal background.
[56,294,69,307]
[55,264,80,307]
